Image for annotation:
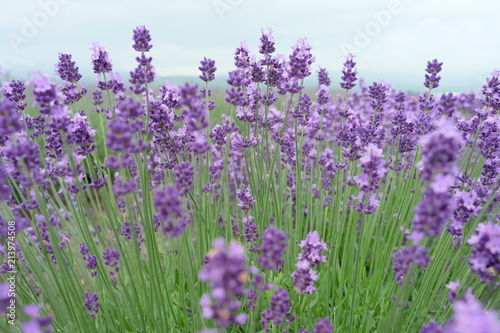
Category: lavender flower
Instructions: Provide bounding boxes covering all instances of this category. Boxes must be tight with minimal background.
[317,67,331,86]
[467,222,500,283]
[90,42,113,74]
[234,42,250,69]
[445,280,460,303]
[259,27,275,57]
[291,260,319,294]
[420,320,443,333]
[444,291,500,332]
[236,187,255,211]
[423,59,443,89]
[419,119,463,181]
[103,247,120,284]
[356,143,387,193]
[297,231,328,267]
[20,304,53,333]
[132,25,153,52]
[0,99,23,140]
[199,238,249,327]
[173,162,194,196]
[313,317,334,333]
[260,286,295,331]
[55,53,82,83]
[199,57,217,82]
[340,53,357,90]
[1,80,28,110]
[288,38,315,80]
[84,293,100,318]
[413,174,456,237]
[392,245,431,285]
[258,226,288,270]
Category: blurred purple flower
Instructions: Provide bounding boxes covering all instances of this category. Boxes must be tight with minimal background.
[467,222,500,283]
[199,237,249,327]
[84,293,100,318]
[258,226,288,270]
[313,317,334,333]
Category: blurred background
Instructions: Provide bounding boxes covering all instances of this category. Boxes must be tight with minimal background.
[1,0,499,92]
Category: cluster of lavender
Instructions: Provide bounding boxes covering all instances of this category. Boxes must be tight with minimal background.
[0,25,499,332]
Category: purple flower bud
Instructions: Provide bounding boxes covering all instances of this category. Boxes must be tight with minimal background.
[313,317,334,333]
[84,293,100,318]
[199,57,217,82]
[467,222,500,283]
[423,59,443,89]
[258,226,288,270]
[90,42,113,74]
[297,231,328,267]
[340,53,357,90]
[318,67,331,86]
[199,238,249,327]
[132,25,153,52]
[55,53,82,83]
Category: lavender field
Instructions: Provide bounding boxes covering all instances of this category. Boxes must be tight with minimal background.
[1,26,500,332]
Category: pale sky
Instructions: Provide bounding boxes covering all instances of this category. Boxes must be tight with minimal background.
[1,0,499,91]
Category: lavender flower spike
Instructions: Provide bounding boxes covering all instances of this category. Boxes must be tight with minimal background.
[340,53,357,90]
[199,237,249,327]
[132,25,153,52]
[297,231,328,267]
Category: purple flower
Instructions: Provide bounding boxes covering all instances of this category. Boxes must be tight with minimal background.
[199,57,217,82]
[318,67,331,86]
[420,319,443,333]
[154,185,190,237]
[424,59,443,89]
[173,162,194,196]
[356,143,387,193]
[132,25,153,52]
[55,53,82,83]
[340,53,357,90]
[288,38,315,80]
[446,280,460,303]
[291,260,319,294]
[0,99,23,139]
[103,247,120,284]
[260,286,295,331]
[437,92,457,117]
[258,226,288,270]
[90,42,113,74]
[242,215,259,243]
[84,293,100,318]
[444,292,500,332]
[20,304,53,333]
[313,317,334,333]
[236,187,255,211]
[467,222,500,283]
[419,119,463,181]
[199,238,249,327]
[1,80,28,110]
[0,283,14,314]
[234,42,250,69]
[368,81,388,112]
[297,231,328,267]
[413,174,456,237]
[392,245,431,285]
[259,27,275,56]
[115,97,145,118]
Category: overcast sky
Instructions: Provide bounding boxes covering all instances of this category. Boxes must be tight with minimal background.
[1,0,499,91]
